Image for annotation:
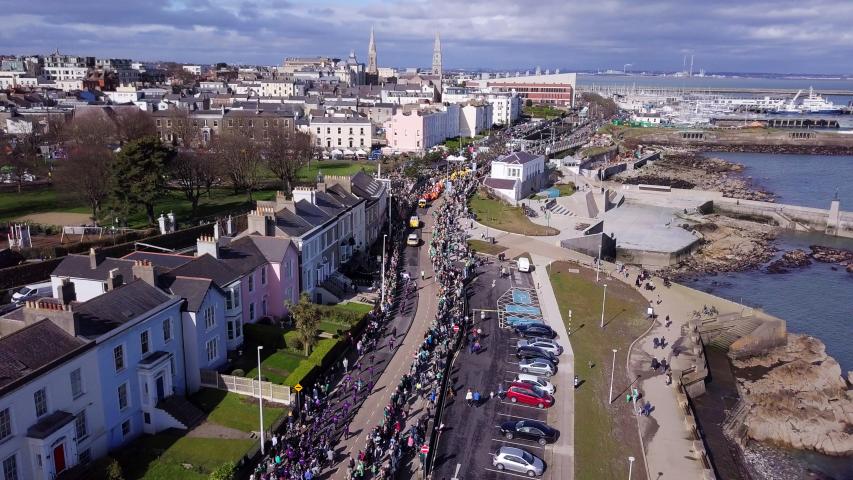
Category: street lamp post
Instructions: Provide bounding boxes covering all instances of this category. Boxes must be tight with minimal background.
[628,456,635,479]
[600,284,608,328]
[608,348,618,404]
[257,346,265,455]
[381,234,387,308]
[596,239,602,282]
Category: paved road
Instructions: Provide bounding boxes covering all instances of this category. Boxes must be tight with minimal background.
[329,202,441,479]
[431,259,574,480]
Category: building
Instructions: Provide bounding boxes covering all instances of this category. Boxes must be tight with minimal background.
[468,72,577,107]
[431,33,442,78]
[484,151,546,203]
[367,27,378,76]
[182,65,204,75]
[383,104,460,153]
[281,57,336,74]
[95,59,138,85]
[459,103,493,138]
[324,172,388,247]
[42,52,94,81]
[310,116,372,150]
[259,80,304,97]
[50,249,135,303]
[485,93,521,126]
[153,107,296,146]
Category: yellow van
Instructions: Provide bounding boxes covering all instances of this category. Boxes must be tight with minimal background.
[409,216,420,228]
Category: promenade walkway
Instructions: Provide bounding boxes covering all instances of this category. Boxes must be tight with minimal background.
[329,201,441,479]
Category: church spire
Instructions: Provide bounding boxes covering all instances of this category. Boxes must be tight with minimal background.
[431,32,442,77]
[367,26,378,75]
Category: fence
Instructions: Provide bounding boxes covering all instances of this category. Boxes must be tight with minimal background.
[200,369,293,405]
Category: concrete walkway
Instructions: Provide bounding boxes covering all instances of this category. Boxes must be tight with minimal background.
[330,202,441,479]
[530,254,575,480]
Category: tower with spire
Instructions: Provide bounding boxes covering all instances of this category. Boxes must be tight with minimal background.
[431,32,442,77]
[367,27,378,75]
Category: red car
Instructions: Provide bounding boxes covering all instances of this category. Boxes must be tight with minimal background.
[505,382,554,409]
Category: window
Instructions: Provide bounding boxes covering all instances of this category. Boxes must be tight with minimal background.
[227,320,234,340]
[249,303,255,322]
[70,368,83,399]
[155,119,161,127]
[2,455,17,480]
[117,383,129,411]
[213,120,218,127]
[262,298,267,316]
[79,448,91,465]
[162,318,172,342]
[360,127,364,135]
[248,274,254,292]
[144,413,151,424]
[121,420,131,438]
[33,388,47,418]
[228,119,234,127]
[204,306,215,329]
[349,127,353,135]
[236,319,242,337]
[337,127,341,134]
[75,409,87,441]
[316,127,320,135]
[140,330,150,355]
[113,345,125,371]
[206,338,218,363]
[0,409,11,442]
[261,266,267,285]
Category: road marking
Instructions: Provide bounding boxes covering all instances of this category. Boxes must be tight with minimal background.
[451,463,462,480]
[483,467,545,479]
[491,437,546,450]
[496,412,545,421]
[500,400,550,411]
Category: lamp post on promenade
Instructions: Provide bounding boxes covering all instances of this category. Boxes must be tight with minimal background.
[381,234,387,308]
[608,348,618,404]
[628,456,635,479]
[600,284,608,328]
[258,346,265,455]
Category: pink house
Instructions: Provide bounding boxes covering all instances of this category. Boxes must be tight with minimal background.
[383,104,460,153]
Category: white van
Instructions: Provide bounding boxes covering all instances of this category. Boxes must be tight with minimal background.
[12,281,53,304]
[517,257,531,273]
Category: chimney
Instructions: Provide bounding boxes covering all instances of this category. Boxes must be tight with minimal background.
[57,278,76,305]
[106,268,123,291]
[246,207,274,237]
[23,299,77,336]
[196,235,219,259]
[292,187,317,205]
[274,191,295,212]
[325,175,352,193]
[214,222,221,240]
[132,260,157,286]
[316,182,327,193]
[88,247,101,270]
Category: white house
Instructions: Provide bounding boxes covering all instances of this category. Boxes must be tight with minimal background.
[259,80,304,97]
[310,116,373,151]
[485,151,546,203]
[459,103,493,138]
[51,249,135,303]
[486,93,521,126]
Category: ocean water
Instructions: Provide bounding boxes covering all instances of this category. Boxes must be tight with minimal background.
[684,152,853,372]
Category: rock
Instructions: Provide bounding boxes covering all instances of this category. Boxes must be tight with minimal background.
[732,334,853,456]
[766,249,811,274]
[809,245,853,266]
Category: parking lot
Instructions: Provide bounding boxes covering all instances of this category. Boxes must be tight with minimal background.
[430,259,569,480]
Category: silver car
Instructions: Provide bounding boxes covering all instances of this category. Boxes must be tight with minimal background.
[519,358,555,377]
[516,338,563,356]
[493,446,545,477]
[515,373,555,395]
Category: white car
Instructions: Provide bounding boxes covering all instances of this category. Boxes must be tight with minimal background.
[519,358,555,377]
[406,233,419,246]
[517,338,563,356]
[515,373,555,395]
[492,446,545,477]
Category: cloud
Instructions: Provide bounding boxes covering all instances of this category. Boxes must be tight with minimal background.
[0,0,850,73]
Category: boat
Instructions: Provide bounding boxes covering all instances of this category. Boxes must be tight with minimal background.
[772,87,844,114]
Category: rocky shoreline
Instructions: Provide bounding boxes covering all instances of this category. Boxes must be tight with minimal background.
[766,246,853,275]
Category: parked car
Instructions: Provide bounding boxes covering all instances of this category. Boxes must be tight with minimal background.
[519,357,556,377]
[517,256,531,272]
[406,233,420,246]
[499,419,559,445]
[516,345,559,365]
[514,323,557,339]
[11,281,53,304]
[506,383,554,409]
[515,373,555,395]
[492,446,545,477]
[506,317,545,328]
[517,338,563,356]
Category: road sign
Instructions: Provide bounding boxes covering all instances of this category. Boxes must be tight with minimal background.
[293,384,303,392]
[452,324,460,333]
[420,444,430,454]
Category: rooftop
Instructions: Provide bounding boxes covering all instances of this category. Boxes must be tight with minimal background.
[0,319,90,393]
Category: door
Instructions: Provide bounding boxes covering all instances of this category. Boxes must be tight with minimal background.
[156,375,165,401]
[53,443,66,474]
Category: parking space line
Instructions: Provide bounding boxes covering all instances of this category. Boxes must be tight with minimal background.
[483,467,546,479]
[491,437,546,450]
[500,400,550,411]
[496,412,547,421]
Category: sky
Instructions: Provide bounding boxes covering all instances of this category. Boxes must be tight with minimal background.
[1,0,852,74]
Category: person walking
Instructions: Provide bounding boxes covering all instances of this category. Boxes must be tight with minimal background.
[465,388,473,406]
[421,270,425,280]
[343,357,349,373]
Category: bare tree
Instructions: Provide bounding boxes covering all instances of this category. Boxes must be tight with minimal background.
[164,109,200,148]
[1,130,43,193]
[56,145,113,223]
[114,108,156,143]
[170,148,219,216]
[67,110,117,148]
[264,129,313,195]
[214,130,263,200]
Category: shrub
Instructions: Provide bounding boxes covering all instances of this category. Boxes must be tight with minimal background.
[209,461,236,480]
[231,369,245,377]
[106,459,124,480]
[283,362,317,387]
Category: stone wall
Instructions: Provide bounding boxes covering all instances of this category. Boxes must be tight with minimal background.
[729,318,787,360]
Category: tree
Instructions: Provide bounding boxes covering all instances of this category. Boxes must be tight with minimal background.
[214,129,262,200]
[67,110,117,148]
[525,99,533,108]
[114,108,156,144]
[1,130,43,193]
[208,461,235,480]
[111,136,174,225]
[170,148,218,217]
[56,145,113,223]
[264,129,312,195]
[164,109,200,148]
[287,293,321,356]
[106,458,124,480]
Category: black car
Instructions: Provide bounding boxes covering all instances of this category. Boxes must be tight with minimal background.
[515,345,559,364]
[514,323,557,339]
[499,419,559,446]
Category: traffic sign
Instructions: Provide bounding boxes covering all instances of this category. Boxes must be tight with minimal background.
[420,444,430,454]
[293,384,303,392]
[452,324,459,333]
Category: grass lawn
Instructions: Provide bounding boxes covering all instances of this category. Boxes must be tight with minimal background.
[548,262,648,480]
[88,432,253,480]
[245,350,306,385]
[319,320,347,334]
[0,188,87,222]
[466,239,507,256]
[523,104,565,119]
[443,136,483,153]
[297,160,376,182]
[329,302,372,316]
[191,388,286,432]
[556,183,576,197]
[469,192,559,236]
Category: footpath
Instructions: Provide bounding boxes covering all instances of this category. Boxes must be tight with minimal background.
[329,201,441,479]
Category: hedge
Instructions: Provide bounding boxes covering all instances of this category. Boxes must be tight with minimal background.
[283,362,317,387]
